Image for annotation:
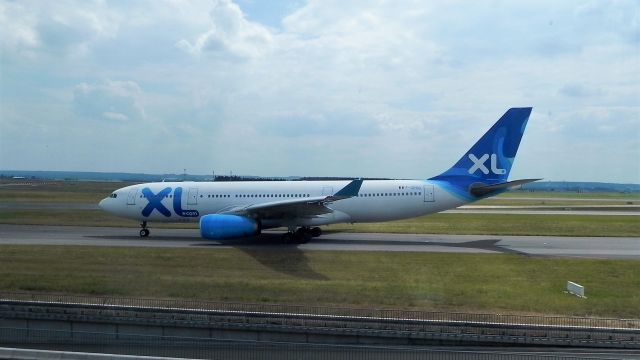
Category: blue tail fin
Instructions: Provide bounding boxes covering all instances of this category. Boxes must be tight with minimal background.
[430,107,532,196]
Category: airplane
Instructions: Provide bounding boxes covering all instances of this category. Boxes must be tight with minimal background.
[99,107,538,243]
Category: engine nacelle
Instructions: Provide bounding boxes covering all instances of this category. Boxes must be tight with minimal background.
[199,214,260,240]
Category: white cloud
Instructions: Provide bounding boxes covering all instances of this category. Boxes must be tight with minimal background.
[177,0,273,58]
[0,2,39,51]
[73,80,145,123]
[0,0,121,60]
[1,0,638,182]
[102,111,130,122]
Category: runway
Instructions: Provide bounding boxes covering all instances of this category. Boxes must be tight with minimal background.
[0,224,638,259]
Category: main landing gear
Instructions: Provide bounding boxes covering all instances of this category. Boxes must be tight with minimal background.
[139,221,150,237]
[281,227,322,244]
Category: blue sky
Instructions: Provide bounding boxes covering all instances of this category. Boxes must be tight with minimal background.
[1,0,638,183]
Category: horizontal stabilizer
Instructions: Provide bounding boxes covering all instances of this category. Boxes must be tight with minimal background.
[469,178,542,197]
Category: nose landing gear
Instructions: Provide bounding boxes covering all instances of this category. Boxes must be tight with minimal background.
[139,221,150,237]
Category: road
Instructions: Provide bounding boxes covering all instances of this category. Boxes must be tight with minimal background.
[0,224,638,259]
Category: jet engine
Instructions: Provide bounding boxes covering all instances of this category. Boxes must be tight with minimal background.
[199,214,260,239]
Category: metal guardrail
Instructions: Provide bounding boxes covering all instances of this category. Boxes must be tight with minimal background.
[1,291,639,351]
[1,291,638,331]
[3,298,639,341]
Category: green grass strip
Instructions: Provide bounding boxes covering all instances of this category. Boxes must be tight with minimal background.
[328,213,639,237]
[0,245,638,318]
[1,210,638,236]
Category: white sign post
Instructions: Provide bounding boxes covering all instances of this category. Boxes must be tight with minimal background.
[566,281,586,298]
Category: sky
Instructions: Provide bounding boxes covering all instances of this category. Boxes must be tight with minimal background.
[0,0,638,183]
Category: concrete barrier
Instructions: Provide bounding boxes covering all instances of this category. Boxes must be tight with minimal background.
[0,347,181,360]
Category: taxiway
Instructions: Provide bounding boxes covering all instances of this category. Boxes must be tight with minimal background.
[0,224,638,259]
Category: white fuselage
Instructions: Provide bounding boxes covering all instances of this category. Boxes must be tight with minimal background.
[99,179,467,228]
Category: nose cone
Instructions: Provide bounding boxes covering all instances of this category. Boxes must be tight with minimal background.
[98,198,108,211]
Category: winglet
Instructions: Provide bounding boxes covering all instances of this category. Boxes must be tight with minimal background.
[332,179,364,199]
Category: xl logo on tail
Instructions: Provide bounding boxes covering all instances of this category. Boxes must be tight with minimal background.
[468,153,506,175]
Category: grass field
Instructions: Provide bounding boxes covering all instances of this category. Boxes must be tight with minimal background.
[327,213,640,237]
[495,191,640,199]
[1,179,638,318]
[2,180,638,205]
[475,199,638,206]
[0,181,128,203]
[1,180,638,236]
[1,210,637,236]
[0,245,638,318]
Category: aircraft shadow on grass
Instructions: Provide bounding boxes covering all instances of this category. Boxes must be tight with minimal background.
[198,236,530,278]
[86,232,528,280]
[86,232,329,280]
[197,233,329,280]
[315,237,530,256]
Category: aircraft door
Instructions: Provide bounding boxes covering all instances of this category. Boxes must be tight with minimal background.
[423,185,435,202]
[321,186,333,196]
[187,188,198,205]
[126,188,137,205]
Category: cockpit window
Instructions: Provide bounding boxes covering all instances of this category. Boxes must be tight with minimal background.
[110,193,118,198]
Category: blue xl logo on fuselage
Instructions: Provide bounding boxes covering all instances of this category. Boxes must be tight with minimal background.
[141,187,199,218]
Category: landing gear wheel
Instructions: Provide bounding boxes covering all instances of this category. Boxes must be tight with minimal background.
[281,232,294,244]
[139,221,149,237]
[310,227,322,237]
[294,228,312,244]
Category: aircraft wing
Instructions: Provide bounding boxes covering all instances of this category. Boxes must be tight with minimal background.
[219,179,363,219]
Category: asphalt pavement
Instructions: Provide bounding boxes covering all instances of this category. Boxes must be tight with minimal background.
[0,224,638,259]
